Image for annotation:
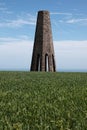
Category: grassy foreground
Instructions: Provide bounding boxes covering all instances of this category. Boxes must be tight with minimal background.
[0,72,87,130]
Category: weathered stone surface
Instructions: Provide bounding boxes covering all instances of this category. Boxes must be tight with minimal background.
[30,10,56,72]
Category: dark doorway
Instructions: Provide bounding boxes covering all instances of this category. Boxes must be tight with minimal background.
[36,54,40,71]
[52,54,55,72]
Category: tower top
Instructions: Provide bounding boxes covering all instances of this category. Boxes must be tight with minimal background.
[38,10,49,14]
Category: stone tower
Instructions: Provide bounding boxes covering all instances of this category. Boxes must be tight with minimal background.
[30,10,56,72]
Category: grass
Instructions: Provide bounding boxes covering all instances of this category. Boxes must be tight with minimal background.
[0,72,87,130]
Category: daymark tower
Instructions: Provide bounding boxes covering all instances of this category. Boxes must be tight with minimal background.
[30,10,56,72]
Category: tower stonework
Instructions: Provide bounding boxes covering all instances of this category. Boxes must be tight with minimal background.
[30,10,56,72]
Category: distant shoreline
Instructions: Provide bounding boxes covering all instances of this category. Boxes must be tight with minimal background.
[0,69,87,72]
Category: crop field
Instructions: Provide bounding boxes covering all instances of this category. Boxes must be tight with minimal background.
[0,72,87,130]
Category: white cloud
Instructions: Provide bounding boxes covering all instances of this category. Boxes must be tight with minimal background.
[0,36,31,44]
[54,41,87,71]
[0,37,20,43]
[0,2,36,28]
[66,18,87,24]
[0,18,36,28]
[51,12,72,16]
[0,12,36,28]
[0,4,12,14]
[51,11,87,26]
[0,38,33,70]
[0,39,87,71]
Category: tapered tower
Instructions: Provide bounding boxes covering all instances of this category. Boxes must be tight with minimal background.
[30,10,56,72]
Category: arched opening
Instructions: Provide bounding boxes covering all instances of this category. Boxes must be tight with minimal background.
[45,54,49,72]
[52,54,56,72]
[36,54,40,71]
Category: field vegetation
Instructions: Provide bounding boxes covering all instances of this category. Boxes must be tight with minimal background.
[0,72,87,130]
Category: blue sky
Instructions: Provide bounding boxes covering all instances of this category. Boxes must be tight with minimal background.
[0,0,87,71]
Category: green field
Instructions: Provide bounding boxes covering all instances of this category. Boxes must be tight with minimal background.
[0,72,87,130]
